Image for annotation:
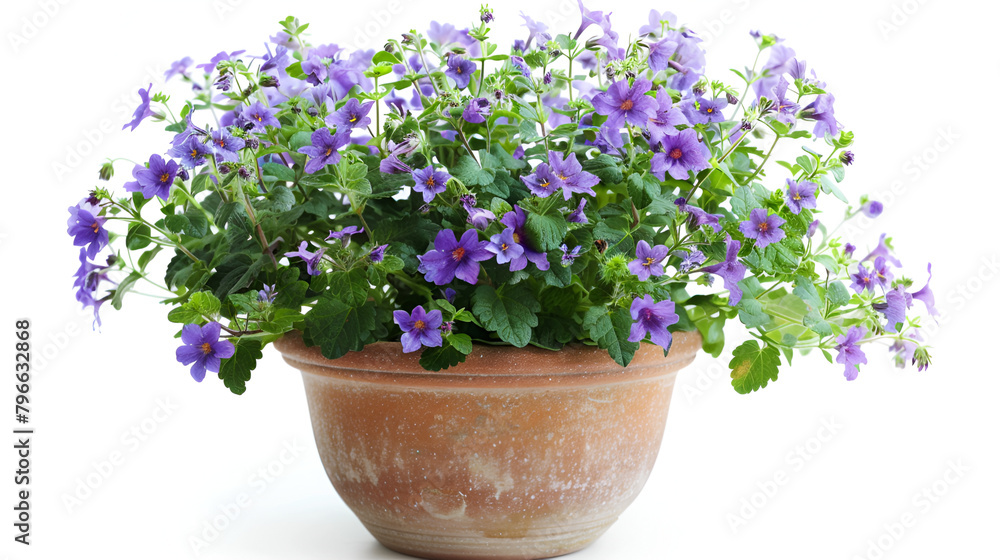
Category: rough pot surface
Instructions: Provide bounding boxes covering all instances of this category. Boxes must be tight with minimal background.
[274,332,702,560]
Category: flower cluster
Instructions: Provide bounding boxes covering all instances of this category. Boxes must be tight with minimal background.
[68,8,933,394]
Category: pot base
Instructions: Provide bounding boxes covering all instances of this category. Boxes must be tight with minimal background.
[276,333,702,560]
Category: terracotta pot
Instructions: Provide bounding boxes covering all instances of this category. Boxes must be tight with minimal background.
[274,331,702,560]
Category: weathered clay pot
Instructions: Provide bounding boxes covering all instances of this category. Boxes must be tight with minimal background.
[274,331,702,560]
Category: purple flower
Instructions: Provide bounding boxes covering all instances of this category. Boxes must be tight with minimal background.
[258,284,278,303]
[393,306,443,353]
[835,326,868,381]
[850,264,875,294]
[519,12,549,49]
[628,240,669,281]
[807,220,820,238]
[175,322,236,382]
[700,235,746,306]
[122,84,155,131]
[560,244,582,266]
[674,197,723,232]
[863,200,884,218]
[911,263,938,317]
[844,243,857,258]
[509,55,531,78]
[521,163,560,197]
[462,97,492,123]
[240,101,281,131]
[442,288,457,303]
[326,226,365,246]
[647,38,678,73]
[411,166,452,203]
[196,50,245,73]
[370,244,388,263]
[770,77,800,126]
[675,249,706,273]
[593,122,625,154]
[326,98,374,130]
[638,9,677,36]
[682,97,727,125]
[548,151,600,200]
[461,196,496,230]
[380,137,419,174]
[573,0,611,39]
[874,286,911,334]
[445,55,477,89]
[298,128,351,174]
[499,207,550,271]
[627,295,679,350]
[651,130,709,181]
[210,129,247,163]
[592,79,658,129]
[168,136,211,168]
[890,330,922,370]
[418,229,492,285]
[165,57,193,81]
[863,233,902,268]
[567,198,588,224]
[72,249,110,329]
[647,88,689,146]
[739,208,786,249]
[801,94,840,138]
[67,200,109,261]
[284,241,326,276]
[784,179,818,215]
[486,228,526,269]
[871,256,893,289]
[124,154,179,201]
[840,151,856,166]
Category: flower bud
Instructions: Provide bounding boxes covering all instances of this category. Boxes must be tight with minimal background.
[98,162,115,181]
[840,150,855,165]
[259,74,280,88]
[246,137,260,150]
[218,163,232,174]
[178,169,190,181]
[237,166,252,179]
[383,42,394,53]
[726,92,739,105]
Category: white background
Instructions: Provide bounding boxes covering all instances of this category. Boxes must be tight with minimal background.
[2,0,999,558]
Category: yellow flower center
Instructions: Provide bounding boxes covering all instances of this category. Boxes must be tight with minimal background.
[255,114,263,121]
[669,148,683,159]
[325,148,333,156]
[91,222,100,233]
[349,115,358,123]
[426,177,436,187]
[160,173,170,183]
[706,107,714,113]
[452,247,466,261]
[758,222,769,232]
[512,232,521,243]
[644,257,654,267]
[201,342,213,355]
[620,99,634,111]
[501,243,509,251]
[414,320,426,330]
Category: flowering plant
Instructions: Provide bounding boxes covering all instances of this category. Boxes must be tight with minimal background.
[69,6,935,395]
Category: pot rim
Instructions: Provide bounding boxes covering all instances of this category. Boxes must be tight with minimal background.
[274,331,702,388]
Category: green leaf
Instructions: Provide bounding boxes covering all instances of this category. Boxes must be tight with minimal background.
[803,310,833,337]
[814,254,840,274]
[583,306,639,367]
[580,153,623,185]
[448,333,473,354]
[261,162,296,182]
[167,306,202,324]
[731,185,762,218]
[126,223,152,250]
[302,296,377,360]
[793,275,822,310]
[523,204,568,252]
[218,339,263,395]
[111,272,142,310]
[729,340,781,394]
[419,339,468,372]
[472,285,540,348]
[327,268,371,307]
[189,291,222,317]
[451,155,496,186]
[826,281,851,309]
[819,175,848,203]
